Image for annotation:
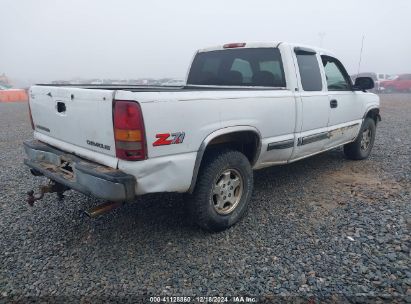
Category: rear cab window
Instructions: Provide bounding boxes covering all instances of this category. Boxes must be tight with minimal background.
[187,48,286,87]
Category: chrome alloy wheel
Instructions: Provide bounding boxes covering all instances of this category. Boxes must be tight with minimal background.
[212,169,243,215]
[360,128,372,151]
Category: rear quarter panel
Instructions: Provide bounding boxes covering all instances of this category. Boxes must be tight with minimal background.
[115,90,296,160]
[114,89,296,194]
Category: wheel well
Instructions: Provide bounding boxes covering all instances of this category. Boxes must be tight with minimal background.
[365,108,381,124]
[188,130,260,193]
[203,131,260,165]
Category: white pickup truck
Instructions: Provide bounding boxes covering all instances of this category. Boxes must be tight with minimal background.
[25,42,380,231]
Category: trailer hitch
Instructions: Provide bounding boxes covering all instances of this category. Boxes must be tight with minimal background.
[27,180,68,206]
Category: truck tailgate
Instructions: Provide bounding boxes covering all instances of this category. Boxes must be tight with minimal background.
[29,86,117,162]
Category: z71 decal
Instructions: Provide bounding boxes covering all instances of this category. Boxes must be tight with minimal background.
[153,132,185,146]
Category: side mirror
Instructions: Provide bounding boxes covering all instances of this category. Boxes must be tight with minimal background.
[354,77,374,91]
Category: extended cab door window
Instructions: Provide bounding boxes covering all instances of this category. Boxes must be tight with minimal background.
[295,49,323,91]
[321,56,352,91]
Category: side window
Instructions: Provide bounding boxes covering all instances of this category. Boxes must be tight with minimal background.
[295,51,323,91]
[321,56,351,91]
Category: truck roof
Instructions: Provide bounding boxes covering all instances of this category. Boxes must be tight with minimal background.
[198,41,336,57]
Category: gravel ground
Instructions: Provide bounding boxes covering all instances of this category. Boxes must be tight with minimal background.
[1,94,410,302]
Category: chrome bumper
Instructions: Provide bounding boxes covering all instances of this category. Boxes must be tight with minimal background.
[24,140,136,202]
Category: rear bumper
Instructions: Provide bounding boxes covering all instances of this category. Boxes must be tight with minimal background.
[24,140,136,202]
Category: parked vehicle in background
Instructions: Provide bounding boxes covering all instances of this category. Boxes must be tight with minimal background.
[90,79,105,85]
[51,80,72,85]
[24,42,380,231]
[380,74,411,93]
[162,79,185,86]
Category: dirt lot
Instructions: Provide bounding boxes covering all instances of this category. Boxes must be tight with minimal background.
[1,94,410,302]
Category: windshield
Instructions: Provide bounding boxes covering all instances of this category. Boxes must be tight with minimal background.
[187,48,286,87]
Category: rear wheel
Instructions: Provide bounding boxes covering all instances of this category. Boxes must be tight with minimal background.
[189,149,253,232]
[344,117,376,160]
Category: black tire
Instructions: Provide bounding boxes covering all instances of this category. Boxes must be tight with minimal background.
[344,117,376,160]
[189,149,253,232]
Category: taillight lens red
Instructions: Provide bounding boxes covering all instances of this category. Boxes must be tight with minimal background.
[113,100,146,161]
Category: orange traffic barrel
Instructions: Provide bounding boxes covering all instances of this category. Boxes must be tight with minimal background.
[0,89,28,102]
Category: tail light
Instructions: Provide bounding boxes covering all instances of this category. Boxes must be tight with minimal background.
[113,100,147,161]
[28,101,34,130]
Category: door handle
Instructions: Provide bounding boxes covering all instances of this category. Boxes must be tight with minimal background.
[330,99,338,108]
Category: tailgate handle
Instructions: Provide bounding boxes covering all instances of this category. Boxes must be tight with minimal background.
[57,102,66,113]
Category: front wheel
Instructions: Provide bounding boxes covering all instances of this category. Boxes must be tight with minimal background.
[189,149,253,232]
[344,117,376,160]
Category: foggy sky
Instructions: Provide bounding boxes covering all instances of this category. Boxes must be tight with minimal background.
[1,0,410,84]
